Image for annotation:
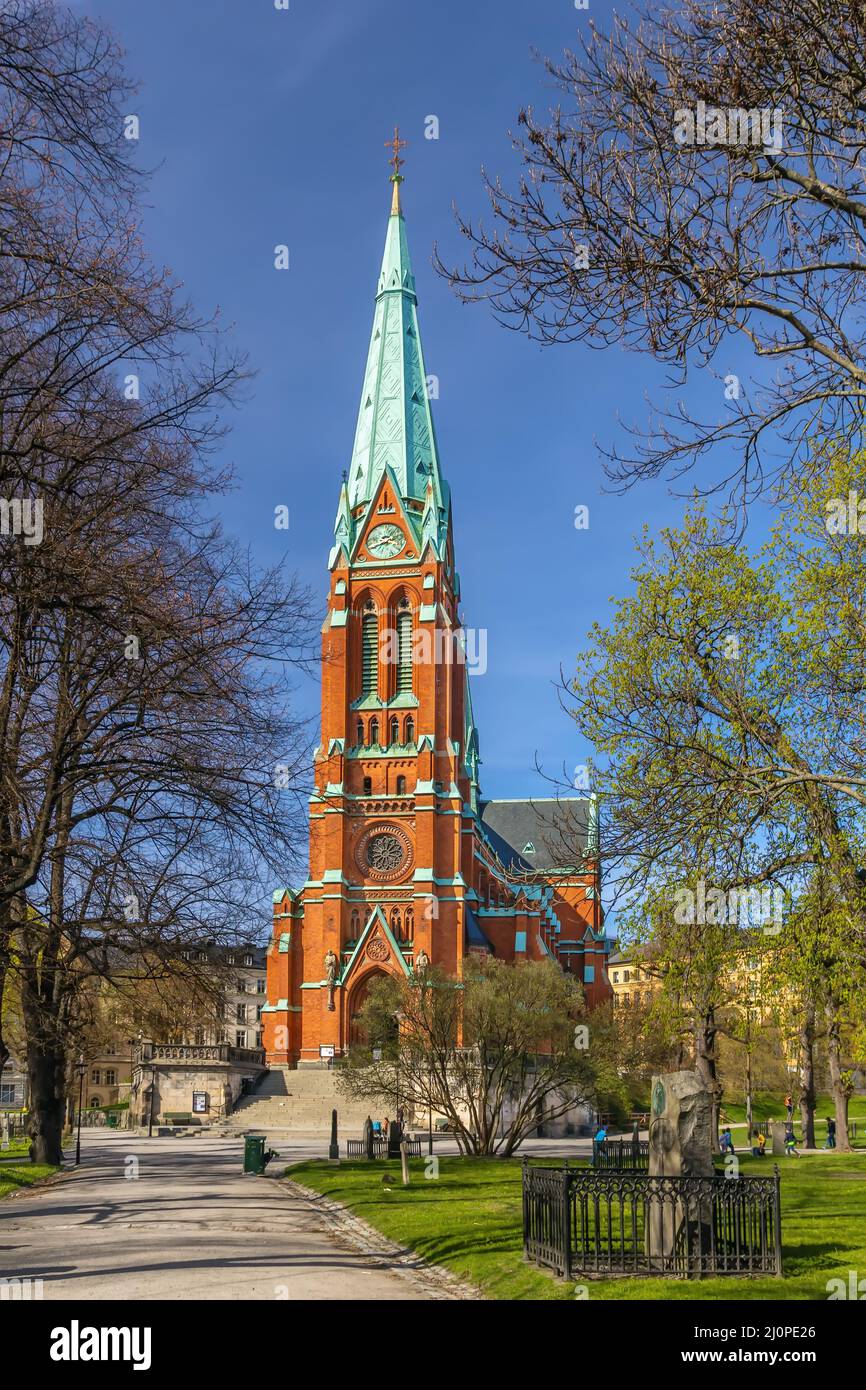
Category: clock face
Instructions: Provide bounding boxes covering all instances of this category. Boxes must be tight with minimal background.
[367,523,405,559]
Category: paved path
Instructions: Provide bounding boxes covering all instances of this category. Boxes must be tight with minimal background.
[0,1134,435,1300]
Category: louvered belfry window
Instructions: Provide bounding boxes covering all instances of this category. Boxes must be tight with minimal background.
[361,611,378,697]
[396,609,412,693]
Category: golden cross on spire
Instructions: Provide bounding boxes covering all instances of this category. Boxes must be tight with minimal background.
[386,125,408,214]
[386,125,408,180]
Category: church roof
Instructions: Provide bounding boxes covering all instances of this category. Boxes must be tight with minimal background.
[465,906,494,953]
[479,797,595,873]
[345,182,449,525]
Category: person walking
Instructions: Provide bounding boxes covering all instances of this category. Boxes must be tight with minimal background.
[824,1117,837,1150]
[720,1127,735,1154]
[784,1093,794,1122]
[784,1123,799,1157]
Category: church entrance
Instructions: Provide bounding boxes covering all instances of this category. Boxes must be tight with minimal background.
[347,970,393,1046]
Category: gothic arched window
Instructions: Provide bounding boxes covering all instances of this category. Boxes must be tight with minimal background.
[390,716,400,746]
[363,776,372,797]
[390,908,402,939]
[396,606,413,694]
[369,717,379,746]
[361,608,378,697]
[356,718,364,747]
[405,906,414,939]
[396,775,406,795]
[405,716,415,745]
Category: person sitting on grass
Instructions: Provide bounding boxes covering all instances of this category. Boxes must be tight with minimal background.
[751,1131,767,1157]
[784,1124,799,1157]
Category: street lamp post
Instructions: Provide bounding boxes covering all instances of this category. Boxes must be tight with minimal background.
[147,1061,156,1139]
[74,1055,86,1165]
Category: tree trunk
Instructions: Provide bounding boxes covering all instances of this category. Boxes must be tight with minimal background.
[26,1040,66,1165]
[693,1009,722,1137]
[797,1008,816,1149]
[825,997,851,1153]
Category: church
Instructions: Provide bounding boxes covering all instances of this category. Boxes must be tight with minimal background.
[263,150,611,1067]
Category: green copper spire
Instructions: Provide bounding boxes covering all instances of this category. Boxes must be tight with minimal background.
[345,147,447,522]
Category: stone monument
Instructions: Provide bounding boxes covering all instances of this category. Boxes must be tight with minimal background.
[648,1071,714,1270]
[649,1071,715,1179]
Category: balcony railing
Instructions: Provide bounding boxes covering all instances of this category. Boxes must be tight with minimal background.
[134,1042,265,1067]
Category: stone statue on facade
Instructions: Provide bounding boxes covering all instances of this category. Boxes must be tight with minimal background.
[324,948,338,1012]
[414,947,429,979]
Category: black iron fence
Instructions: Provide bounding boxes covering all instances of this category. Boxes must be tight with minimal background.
[345,1136,423,1159]
[523,1161,782,1280]
[592,1138,649,1171]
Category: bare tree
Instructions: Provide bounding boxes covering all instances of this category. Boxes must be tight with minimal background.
[339,958,598,1157]
[439,0,866,504]
[0,2,316,1162]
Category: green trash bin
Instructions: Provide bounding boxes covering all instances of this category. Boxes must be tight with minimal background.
[106,1113,119,1129]
[243,1134,268,1175]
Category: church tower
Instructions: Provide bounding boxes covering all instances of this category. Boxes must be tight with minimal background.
[263,144,609,1067]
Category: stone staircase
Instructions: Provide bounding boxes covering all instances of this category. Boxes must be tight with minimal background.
[217,1065,375,1135]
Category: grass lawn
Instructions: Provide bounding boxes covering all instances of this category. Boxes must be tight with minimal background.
[0,1140,59,1199]
[288,1151,866,1301]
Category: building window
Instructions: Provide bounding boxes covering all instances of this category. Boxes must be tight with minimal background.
[0,1083,16,1105]
[612,971,619,983]
[396,775,406,795]
[390,716,400,745]
[89,1096,101,1108]
[236,1004,247,1023]
[243,953,253,967]
[405,716,415,744]
[363,776,372,796]
[194,1028,205,1045]
[350,909,360,936]
[105,1069,117,1086]
[583,966,595,985]
[256,1005,263,1022]
[623,970,631,983]
[369,717,379,746]
[404,906,414,939]
[396,609,413,694]
[256,978,266,994]
[356,718,364,746]
[390,907,402,938]
[361,611,378,696]
[91,1069,101,1085]
[235,1031,246,1049]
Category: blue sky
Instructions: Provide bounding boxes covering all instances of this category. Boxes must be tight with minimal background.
[87,0,760,811]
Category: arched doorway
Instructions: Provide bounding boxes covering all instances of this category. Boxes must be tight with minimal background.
[348,969,393,1046]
